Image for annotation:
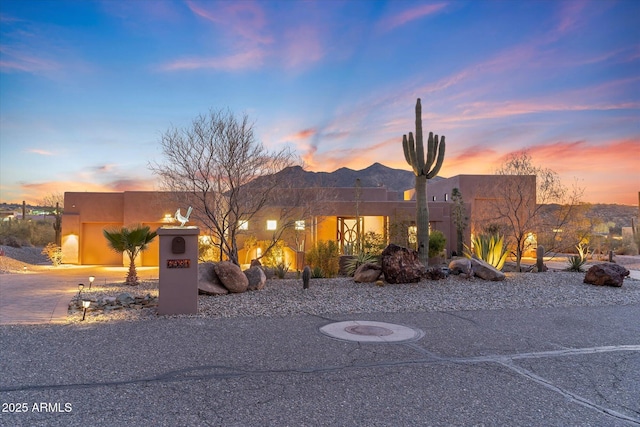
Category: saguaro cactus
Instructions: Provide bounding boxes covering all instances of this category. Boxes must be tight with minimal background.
[402,98,446,265]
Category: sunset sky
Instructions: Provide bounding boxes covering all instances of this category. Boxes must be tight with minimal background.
[1,0,638,205]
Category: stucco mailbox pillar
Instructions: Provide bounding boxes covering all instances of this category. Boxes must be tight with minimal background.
[157,226,199,315]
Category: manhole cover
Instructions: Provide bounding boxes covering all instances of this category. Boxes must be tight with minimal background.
[344,325,393,336]
[320,321,424,343]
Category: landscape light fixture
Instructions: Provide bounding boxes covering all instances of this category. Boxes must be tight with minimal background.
[23,266,27,273]
[89,276,95,290]
[77,283,84,299]
[81,300,91,321]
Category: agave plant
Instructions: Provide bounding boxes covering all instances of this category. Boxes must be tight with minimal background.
[343,252,379,277]
[464,234,508,270]
[566,243,590,272]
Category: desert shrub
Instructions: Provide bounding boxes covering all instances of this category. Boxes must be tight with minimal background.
[565,243,589,272]
[42,243,63,266]
[616,235,639,256]
[0,219,55,247]
[428,230,447,258]
[306,240,339,278]
[261,240,286,268]
[311,266,324,278]
[199,238,221,262]
[464,233,508,270]
[362,231,386,255]
[274,260,290,279]
[343,252,379,277]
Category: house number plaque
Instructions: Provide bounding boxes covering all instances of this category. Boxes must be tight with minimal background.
[167,259,190,268]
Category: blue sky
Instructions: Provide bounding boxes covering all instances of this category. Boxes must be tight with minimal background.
[1,0,638,205]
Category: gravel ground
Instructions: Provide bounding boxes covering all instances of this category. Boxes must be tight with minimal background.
[3,245,639,324]
[69,271,640,324]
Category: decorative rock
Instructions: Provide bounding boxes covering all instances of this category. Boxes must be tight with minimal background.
[584,263,629,287]
[470,257,506,281]
[353,263,382,283]
[381,244,425,284]
[424,267,447,280]
[116,292,135,305]
[244,266,267,291]
[198,262,229,295]
[213,261,249,293]
[448,258,472,276]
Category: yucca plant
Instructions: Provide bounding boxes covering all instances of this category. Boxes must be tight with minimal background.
[566,243,589,272]
[464,234,508,270]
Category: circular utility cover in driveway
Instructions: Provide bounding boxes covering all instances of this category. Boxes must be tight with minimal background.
[320,321,424,343]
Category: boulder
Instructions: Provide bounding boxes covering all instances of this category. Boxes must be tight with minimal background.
[470,257,506,281]
[449,258,472,276]
[424,267,447,280]
[116,292,135,305]
[244,266,267,291]
[353,263,382,283]
[380,244,425,284]
[213,261,249,293]
[584,263,629,287]
[198,262,229,295]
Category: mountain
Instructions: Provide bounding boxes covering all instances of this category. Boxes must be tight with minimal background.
[261,163,442,198]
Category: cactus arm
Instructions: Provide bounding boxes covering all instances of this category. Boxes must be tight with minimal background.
[402,134,412,166]
[425,132,435,173]
[403,133,420,176]
[426,135,445,179]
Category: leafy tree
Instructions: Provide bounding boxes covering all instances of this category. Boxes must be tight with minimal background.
[150,108,321,266]
[103,225,157,285]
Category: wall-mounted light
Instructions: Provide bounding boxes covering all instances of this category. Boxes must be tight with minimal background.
[89,276,95,290]
[77,283,84,299]
[81,300,91,321]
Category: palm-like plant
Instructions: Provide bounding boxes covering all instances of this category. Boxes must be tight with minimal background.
[103,225,158,285]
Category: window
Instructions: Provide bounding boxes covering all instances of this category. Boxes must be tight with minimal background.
[266,220,277,230]
[295,220,305,230]
[432,196,437,201]
[238,220,248,230]
[444,193,449,201]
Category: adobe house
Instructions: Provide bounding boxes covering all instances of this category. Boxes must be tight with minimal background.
[61,174,535,267]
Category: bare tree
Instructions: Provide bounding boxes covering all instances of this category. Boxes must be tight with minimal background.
[149,108,313,266]
[39,192,64,246]
[480,151,585,271]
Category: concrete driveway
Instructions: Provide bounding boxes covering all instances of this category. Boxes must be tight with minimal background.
[0,265,158,325]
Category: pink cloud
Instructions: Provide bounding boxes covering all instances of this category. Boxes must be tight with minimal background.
[0,46,60,73]
[27,149,54,156]
[162,49,266,71]
[288,128,317,141]
[187,0,273,45]
[282,26,324,69]
[378,3,448,32]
